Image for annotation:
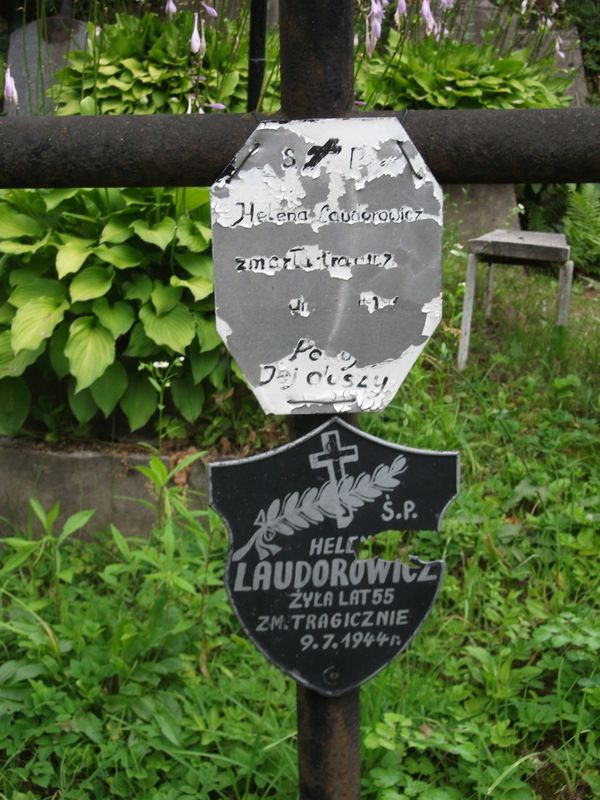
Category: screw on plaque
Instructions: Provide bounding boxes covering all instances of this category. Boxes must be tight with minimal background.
[322,666,341,686]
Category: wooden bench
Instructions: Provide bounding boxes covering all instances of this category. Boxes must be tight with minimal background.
[457,229,574,371]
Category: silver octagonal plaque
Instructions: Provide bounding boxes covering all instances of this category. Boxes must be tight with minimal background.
[210,117,443,415]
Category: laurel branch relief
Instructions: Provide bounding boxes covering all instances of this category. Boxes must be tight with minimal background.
[232,455,408,562]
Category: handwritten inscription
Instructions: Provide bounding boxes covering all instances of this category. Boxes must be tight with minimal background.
[258,339,391,408]
[279,138,409,176]
[210,117,443,416]
[231,201,425,229]
[289,296,311,317]
[235,246,397,277]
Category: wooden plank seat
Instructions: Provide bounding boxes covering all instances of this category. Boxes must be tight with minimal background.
[457,229,574,371]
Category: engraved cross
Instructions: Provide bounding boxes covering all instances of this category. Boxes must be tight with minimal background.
[309,431,358,528]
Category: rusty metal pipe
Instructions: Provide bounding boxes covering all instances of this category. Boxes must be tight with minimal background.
[296,685,361,800]
[0,109,599,188]
[0,114,260,189]
[289,409,361,800]
[400,107,600,185]
[1,108,599,188]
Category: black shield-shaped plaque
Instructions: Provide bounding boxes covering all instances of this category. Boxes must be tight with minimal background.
[209,418,459,696]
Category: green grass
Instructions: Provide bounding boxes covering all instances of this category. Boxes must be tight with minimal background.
[0,244,598,799]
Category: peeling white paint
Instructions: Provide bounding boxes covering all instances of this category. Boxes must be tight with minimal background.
[275,118,441,203]
[213,117,442,234]
[289,296,311,317]
[421,294,443,336]
[216,316,233,344]
[324,170,347,217]
[262,118,409,186]
[359,292,399,314]
[213,163,307,229]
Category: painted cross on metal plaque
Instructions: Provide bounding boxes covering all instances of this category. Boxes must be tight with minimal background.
[210,117,443,415]
[209,418,459,696]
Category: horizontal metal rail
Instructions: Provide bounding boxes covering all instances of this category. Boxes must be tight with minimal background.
[0,108,598,188]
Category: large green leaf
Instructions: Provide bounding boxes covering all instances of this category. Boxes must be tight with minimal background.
[79,96,98,115]
[42,188,81,211]
[175,252,213,279]
[49,323,70,379]
[188,340,220,384]
[151,282,182,315]
[90,362,128,417]
[181,187,210,212]
[197,316,221,352]
[8,263,46,287]
[124,322,158,358]
[208,354,228,390]
[131,218,176,251]
[176,217,211,252]
[0,303,15,325]
[69,266,114,302]
[55,238,96,279]
[100,215,135,245]
[0,208,43,239]
[65,317,115,392]
[11,297,68,353]
[94,244,144,269]
[9,280,66,309]
[123,272,153,302]
[0,240,41,255]
[67,380,98,423]
[120,373,158,432]
[0,378,31,435]
[171,374,204,423]
[219,70,240,98]
[170,275,213,301]
[92,298,135,338]
[0,331,44,379]
[139,302,195,354]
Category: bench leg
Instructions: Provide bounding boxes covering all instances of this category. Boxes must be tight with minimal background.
[458,253,477,371]
[484,264,495,320]
[557,259,573,327]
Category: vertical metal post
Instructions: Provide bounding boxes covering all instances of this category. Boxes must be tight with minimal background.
[279,0,355,118]
[296,686,361,800]
[279,3,360,798]
[247,0,268,111]
[290,412,361,800]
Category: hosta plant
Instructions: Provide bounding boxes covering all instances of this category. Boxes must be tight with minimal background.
[358,31,572,110]
[0,186,236,439]
[50,11,248,115]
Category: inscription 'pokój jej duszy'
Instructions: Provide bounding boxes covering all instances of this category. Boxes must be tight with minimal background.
[209,418,459,696]
[210,118,443,415]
